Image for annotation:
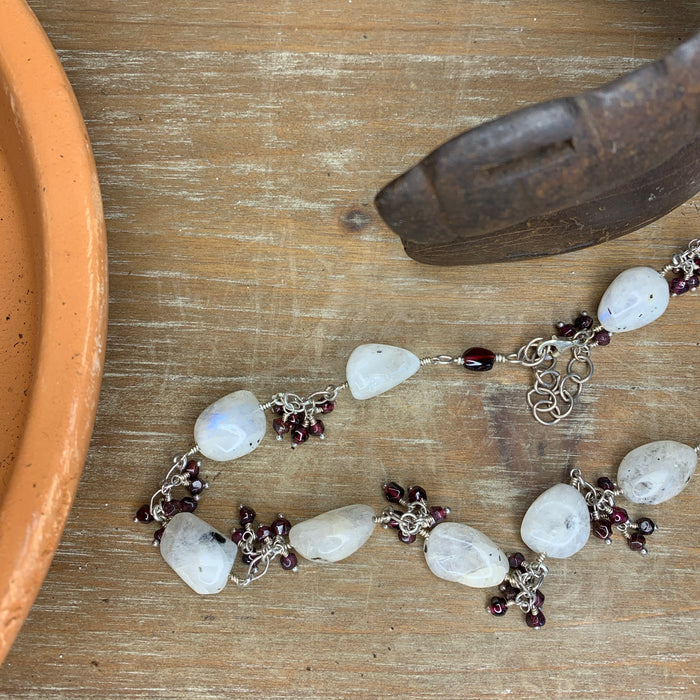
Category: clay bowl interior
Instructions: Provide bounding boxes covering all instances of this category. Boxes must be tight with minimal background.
[0,0,107,663]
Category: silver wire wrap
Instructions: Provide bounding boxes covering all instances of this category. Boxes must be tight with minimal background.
[503,553,549,614]
[149,446,201,523]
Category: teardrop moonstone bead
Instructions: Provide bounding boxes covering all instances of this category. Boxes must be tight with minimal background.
[520,483,590,559]
[346,344,421,399]
[423,522,509,588]
[289,504,376,562]
[194,390,267,461]
[160,512,237,595]
[617,440,697,504]
[597,266,670,333]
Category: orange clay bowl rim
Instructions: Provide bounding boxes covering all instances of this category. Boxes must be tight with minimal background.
[0,0,107,663]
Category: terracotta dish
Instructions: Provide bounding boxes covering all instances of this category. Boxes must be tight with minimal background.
[0,0,107,663]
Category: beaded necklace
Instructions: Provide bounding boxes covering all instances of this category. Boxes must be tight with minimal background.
[135,240,699,629]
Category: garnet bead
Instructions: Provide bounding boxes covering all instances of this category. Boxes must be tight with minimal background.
[556,323,576,338]
[592,519,613,541]
[273,417,290,435]
[628,532,647,553]
[162,499,182,518]
[636,517,656,535]
[594,330,611,346]
[280,552,298,570]
[239,505,256,525]
[383,482,405,503]
[286,413,303,426]
[152,526,166,545]
[256,524,273,541]
[500,583,519,601]
[687,274,699,291]
[429,506,448,524]
[574,313,593,330]
[508,552,525,570]
[309,420,325,437]
[610,506,629,524]
[241,552,256,565]
[182,460,200,478]
[407,485,427,502]
[179,497,198,513]
[525,609,546,629]
[534,590,545,608]
[670,277,689,295]
[596,476,615,492]
[271,516,292,536]
[398,531,416,544]
[188,478,205,495]
[488,596,508,616]
[231,528,246,544]
[319,401,335,414]
[135,505,153,523]
[462,347,496,372]
[291,426,309,445]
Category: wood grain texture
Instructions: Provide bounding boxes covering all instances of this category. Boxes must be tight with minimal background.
[1,1,698,697]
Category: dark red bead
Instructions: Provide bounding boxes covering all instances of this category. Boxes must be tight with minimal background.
[280,552,298,570]
[162,500,182,518]
[670,277,689,295]
[241,552,256,565]
[398,531,416,544]
[407,485,427,502]
[610,506,629,524]
[429,506,448,524]
[152,526,166,544]
[574,313,593,330]
[286,413,303,426]
[256,524,273,541]
[501,583,520,601]
[239,505,256,525]
[594,330,611,346]
[556,323,576,338]
[462,347,496,372]
[628,532,647,552]
[508,552,525,570]
[525,609,546,628]
[319,401,335,414]
[273,417,290,435]
[488,596,508,616]
[383,482,405,503]
[593,519,613,541]
[271,516,291,536]
[387,510,403,529]
[308,420,325,437]
[182,460,200,478]
[534,590,545,608]
[636,517,656,535]
[271,403,285,415]
[687,274,699,290]
[231,528,246,545]
[597,476,615,492]
[135,505,153,523]
[291,426,309,444]
[179,497,198,513]
[188,478,205,495]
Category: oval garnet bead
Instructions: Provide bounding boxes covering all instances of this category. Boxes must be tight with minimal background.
[526,609,546,628]
[628,532,647,552]
[596,476,615,492]
[291,426,309,444]
[308,420,325,437]
[610,506,629,524]
[670,277,689,295]
[286,413,303,426]
[383,482,405,503]
[594,330,612,346]
[636,517,656,535]
[135,505,153,523]
[462,347,496,372]
[592,519,613,541]
[319,401,335,414]
[256,524,273,541]
[239,505,256,525]
[182,460,201,478]
[508,552,525,570]
[429,506,448,524]
[280,552,298,570]
[500,583,519,601]
[231,528,246,545]
[556,323,576,338]
[273,417,290,435]
[188,478,205,495]
[407,485,427,502]
[179,497,198,513]
[488,596,508,616]
[534,590,545,608]
[162,500,182,518]
[272,516,292,536]
[574,313,593,330]
[398,531,416,544]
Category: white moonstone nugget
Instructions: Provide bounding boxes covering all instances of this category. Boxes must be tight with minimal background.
[520,483,590,559]
[289,504,376,563]
[617,440,698,504]
[423,522,509,588]
[597,266,670,333]
[160,512,237,595]
[194,389,267,461]
[346,343,421,400]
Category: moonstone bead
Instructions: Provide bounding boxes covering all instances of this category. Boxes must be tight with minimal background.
[520,483,590,559]
[160,512,237,595]
[194,389,267,461]
[617,440,697,504]
[346,344,421,399]
[597,266,670,333]
[423,522,509,588]
[289,504,376,562]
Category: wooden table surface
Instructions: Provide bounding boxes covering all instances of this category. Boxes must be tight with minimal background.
[1,1,699,697]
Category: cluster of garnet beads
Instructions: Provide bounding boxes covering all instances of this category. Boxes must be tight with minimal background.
[379,482,450,543]
[231,505,298,572]
[271,399,335,447]
[668,255,700,296]
[555,311,611,347]
[134,459,208,545]
[590,476,656,554]
[488,552,547,629]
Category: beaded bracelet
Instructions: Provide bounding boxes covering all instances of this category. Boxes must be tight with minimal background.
[135,240,699,628]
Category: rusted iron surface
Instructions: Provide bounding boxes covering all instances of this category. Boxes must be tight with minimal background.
[375,33,700,265]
